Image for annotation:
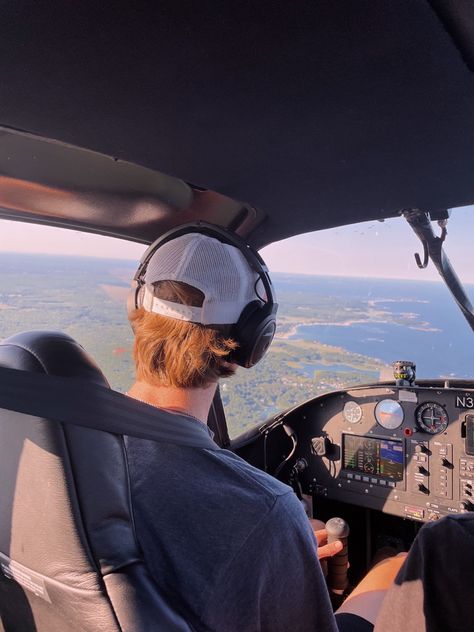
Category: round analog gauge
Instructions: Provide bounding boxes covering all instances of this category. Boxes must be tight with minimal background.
[343,401,363,424]
[375,399,404,430]
[416,402,449,434]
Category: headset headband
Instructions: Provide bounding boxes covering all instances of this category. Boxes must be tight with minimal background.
[131,221,278,368]
[134,221,276,307]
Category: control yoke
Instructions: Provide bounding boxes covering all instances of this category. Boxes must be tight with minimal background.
[326,517,350,600]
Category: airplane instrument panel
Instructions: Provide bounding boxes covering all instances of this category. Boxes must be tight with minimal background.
[282,383,474,522]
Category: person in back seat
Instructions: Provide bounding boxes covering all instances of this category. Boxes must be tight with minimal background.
[124,226,401,632]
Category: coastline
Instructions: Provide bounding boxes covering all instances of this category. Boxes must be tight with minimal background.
[276,318,441,340]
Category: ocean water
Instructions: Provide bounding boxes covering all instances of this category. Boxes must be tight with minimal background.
[273,274,474,379]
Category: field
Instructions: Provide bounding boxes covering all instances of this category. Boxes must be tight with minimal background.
[0,253,391,437]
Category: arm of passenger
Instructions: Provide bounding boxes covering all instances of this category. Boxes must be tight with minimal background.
[374,516,474,632]
[336,553,407,626]
[373,530,430,631]
[202,492,338,632]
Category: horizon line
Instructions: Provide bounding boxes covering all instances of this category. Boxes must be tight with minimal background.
[0,248,466,285]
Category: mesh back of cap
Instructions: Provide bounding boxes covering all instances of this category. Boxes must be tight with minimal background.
[144,233,260,324]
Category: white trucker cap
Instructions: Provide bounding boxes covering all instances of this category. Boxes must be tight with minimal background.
[142,233,264,325]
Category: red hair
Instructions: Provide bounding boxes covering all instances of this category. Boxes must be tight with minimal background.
[130,281,238,388]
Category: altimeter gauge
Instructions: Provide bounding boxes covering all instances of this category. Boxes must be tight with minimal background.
[343,401,363,424]
[375,399,404,429]
[416,402,448,434]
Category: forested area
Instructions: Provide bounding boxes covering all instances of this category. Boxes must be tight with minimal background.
[0,253,386,438]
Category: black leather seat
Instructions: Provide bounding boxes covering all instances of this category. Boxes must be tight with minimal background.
[0,331,190,632]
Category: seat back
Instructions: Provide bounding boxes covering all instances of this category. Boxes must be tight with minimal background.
[0,331,189,632]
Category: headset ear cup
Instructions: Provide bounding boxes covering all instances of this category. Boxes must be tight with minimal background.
[231,301,277,368]
[127,281,145,321]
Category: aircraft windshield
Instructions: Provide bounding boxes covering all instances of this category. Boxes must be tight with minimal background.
[0,207,473,439]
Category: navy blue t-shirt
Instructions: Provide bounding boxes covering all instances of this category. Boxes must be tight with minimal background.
[125,416,337,632]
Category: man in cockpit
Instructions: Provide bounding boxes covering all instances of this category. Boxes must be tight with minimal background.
[124,227,403,631]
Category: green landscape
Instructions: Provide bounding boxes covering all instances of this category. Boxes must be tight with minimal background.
[0,252,399,438]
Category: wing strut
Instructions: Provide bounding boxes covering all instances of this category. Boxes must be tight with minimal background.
[404,209,474,332]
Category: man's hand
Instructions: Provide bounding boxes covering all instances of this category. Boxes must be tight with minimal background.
[314,529,344,560]
[310,519,344,560]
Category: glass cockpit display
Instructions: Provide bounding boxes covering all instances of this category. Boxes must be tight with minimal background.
[343,434,404,481]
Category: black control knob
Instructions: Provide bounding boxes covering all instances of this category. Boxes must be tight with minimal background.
[417,466,429,476]
[441,458,453,469]
[415,444,428,454]
[418,483,429,494]
[326,517,350,597]
[461,501,474,511]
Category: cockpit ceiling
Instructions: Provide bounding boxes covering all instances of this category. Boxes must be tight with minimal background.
[0,129,263,244]
[1,1,474,247]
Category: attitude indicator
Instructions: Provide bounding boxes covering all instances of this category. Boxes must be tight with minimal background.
[375,399,404,430]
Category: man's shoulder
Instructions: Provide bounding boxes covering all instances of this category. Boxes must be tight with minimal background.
[202,448,312,543]
[210,447,294,502]
[126,435,297,515]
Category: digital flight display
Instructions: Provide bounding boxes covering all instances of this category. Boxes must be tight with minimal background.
[343,435,404,481]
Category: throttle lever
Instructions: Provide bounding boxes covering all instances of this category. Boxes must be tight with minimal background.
[326,517,350,599]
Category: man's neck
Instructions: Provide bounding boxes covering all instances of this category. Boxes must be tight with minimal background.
[126,380,217,424]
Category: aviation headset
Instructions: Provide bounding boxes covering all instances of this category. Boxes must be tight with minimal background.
[128,221,278,368]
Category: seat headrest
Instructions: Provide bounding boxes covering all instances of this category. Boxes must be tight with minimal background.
[0,330,109,388]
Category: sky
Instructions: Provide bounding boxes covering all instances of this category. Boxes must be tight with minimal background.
[1,205,473,282]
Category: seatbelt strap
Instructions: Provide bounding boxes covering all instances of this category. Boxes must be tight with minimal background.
[0,367,220,450]
[207,387,231,449]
